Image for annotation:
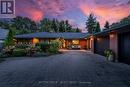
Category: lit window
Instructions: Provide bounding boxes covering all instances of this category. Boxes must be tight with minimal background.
[32,38,39,44]
[72,40,79,44]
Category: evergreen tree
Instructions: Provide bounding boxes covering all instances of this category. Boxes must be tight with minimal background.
[86,13,97,34]
[4,29,14,47]
[104,21,110,29]
[12,16,37,34]
[51,19,57,32]
[76,28,81,32]
[95,22,101,33]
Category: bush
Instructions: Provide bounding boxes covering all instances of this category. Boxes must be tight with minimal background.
[36,42,50,52]
[48,41,60,53]
[1,46,14,56]
[15,44,29,49]
[36,40,61,53]
[0,53,9,58]
[26,46,40,56]
[104,49,113,58]
[12,48,26,57]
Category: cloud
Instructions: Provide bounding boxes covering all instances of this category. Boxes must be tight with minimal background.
[127,1,130,4]
[16,0,44,21]
[15,0,130,28]
[79,1,130,27]
[25,8,43,22]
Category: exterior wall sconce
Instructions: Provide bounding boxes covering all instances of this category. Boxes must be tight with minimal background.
[97,38,100,41]
[110,34,114,38]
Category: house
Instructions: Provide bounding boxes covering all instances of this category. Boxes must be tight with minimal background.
[0,28,9,50]
[14,32,91,49]
[89,23,130,64]
[14,23,130,64]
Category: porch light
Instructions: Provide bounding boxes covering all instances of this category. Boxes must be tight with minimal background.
[97,38,101,41]
[90,38,94,41]
[110,34,114,38]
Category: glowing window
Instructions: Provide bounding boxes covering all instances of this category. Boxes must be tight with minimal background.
[32,38,39,44]
[72,40,79,44]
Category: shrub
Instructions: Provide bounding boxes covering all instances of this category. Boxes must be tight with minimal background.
[36,39,61,53]
[36,42,50,52]
[12,48,26,57]
[26,46,40,56]
[1,46,14,56]
[48,40,61,53]
[15,44,29,49]
[104,49,113,58]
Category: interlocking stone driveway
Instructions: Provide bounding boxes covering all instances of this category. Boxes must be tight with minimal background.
[0,51,130,87]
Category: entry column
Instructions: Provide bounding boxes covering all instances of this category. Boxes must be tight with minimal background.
[90,36,94,53]
[109,32,118,62]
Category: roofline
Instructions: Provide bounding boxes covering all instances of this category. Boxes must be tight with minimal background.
[93,23,130,37]
[14,32,90,39]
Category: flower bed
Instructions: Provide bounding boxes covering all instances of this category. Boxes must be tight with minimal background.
[0,39,61,58]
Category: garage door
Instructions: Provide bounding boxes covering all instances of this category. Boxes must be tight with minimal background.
[119,32,130,64]
[94,36,109,55]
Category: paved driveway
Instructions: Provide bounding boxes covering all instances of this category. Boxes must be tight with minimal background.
[0,51,130,87]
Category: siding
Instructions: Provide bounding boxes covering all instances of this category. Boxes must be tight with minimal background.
[119,32,130,64]
[94,36,110,55]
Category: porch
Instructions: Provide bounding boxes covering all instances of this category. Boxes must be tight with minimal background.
[15,38,91,50]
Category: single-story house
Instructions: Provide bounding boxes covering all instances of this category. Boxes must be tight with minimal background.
[0,28,9,50]
[14,32,91,49]
[14,23,130,64]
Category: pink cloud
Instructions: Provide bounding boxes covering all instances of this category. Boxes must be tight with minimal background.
[26,8,43,22]
[16,7,44,22]
[79,2,130,27]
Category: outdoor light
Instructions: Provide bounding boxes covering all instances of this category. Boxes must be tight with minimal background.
[97,38,100,41]
[90,38,93,41]
[110,34,114,38]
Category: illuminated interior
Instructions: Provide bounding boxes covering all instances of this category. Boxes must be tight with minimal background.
[32,38,39,44]
[72,40,79,45]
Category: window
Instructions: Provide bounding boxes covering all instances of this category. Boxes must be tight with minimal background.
[72,40,79,45]
[32,38,39,44]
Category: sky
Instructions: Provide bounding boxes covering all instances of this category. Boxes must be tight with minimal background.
[16,0,130,30]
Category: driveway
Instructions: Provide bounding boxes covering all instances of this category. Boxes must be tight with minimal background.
[0,51,130,87]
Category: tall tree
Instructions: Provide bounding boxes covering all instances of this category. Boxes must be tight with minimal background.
[75,28,81,32]
[51,19,57,32]
[104,21,110,29]
[86,13,97,34]
[39,18,78,33]
[12,16,37,34]
[4,29,14,47]
[59,21,65,32]
[95,22,101,33]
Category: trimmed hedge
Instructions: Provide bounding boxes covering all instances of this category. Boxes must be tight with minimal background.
[12,48,26,57]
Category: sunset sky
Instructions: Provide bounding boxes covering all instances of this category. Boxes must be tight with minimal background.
[16,0,130,29]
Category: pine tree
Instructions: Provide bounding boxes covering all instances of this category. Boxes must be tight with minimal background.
[86,13,97,34]
[4,29,14,47]
[95,22,101,33]
[76,28,80,32]
[104,21,110,29]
